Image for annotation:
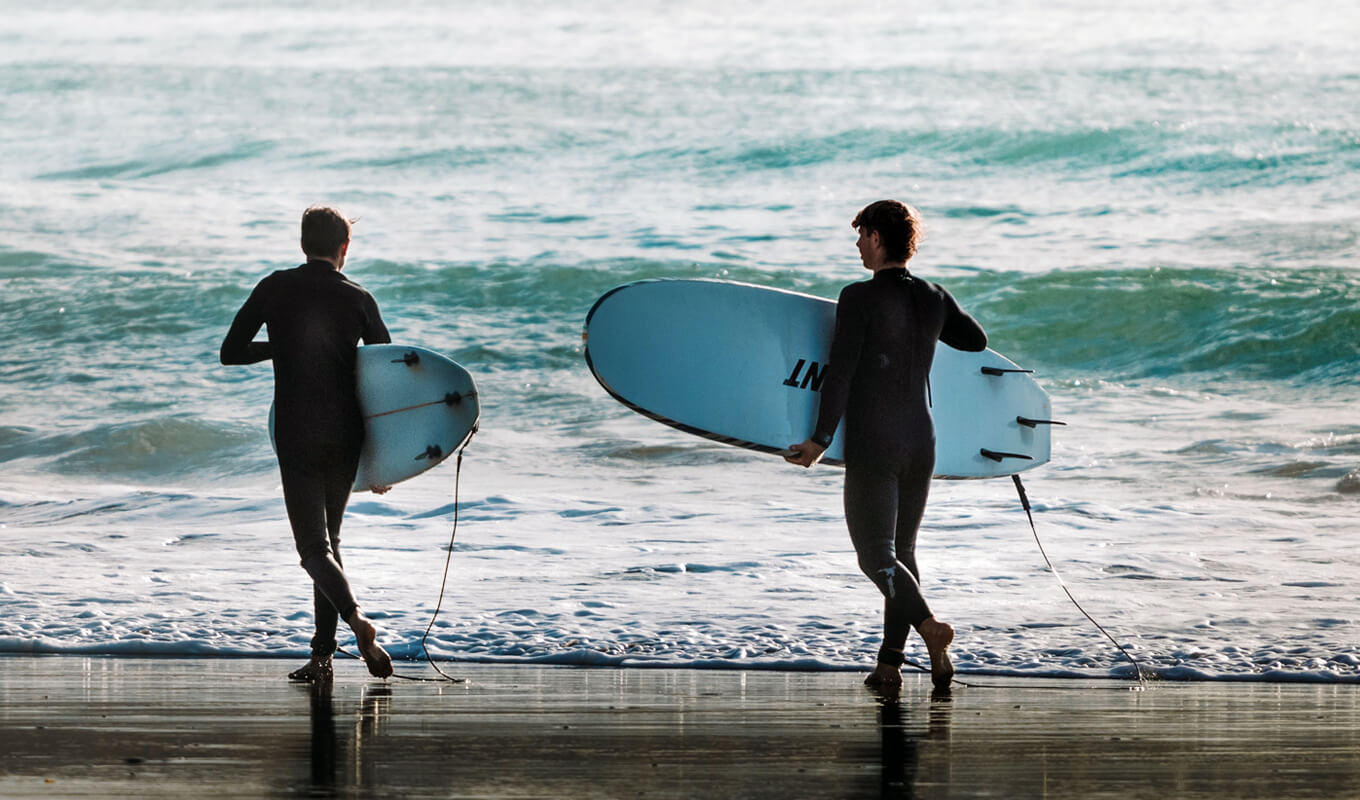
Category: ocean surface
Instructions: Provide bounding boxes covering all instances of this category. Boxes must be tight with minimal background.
[2,1,1358,682]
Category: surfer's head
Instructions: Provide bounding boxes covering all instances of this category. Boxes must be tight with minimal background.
[852,200,923,266]
[301,206,354,268]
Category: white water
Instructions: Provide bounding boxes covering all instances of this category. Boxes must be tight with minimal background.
[2,0,1359,681]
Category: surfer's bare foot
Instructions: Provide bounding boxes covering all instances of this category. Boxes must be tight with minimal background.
[864,662,904,688]
[288,655,334,684]
[350,612,393,679]
[917,617,955,691]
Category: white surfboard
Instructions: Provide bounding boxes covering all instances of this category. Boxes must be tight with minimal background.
[270,344,480,491]
[583,279,1055,479]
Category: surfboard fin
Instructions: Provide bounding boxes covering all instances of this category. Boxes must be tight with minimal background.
[1017,417,1067,428]
[416,444,443,461]
[980,448,1033,463]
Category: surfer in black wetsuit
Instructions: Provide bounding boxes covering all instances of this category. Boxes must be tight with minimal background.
[220,206,394,682]
[786,200,987,692]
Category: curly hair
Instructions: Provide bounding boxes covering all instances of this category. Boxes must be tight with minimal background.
[851,200,924,263]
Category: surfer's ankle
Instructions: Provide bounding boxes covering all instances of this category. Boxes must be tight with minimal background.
[864,663,904,687]
[288,655,334,683]
[348,609,385,641]
[349,611,379,648]
[917,617,949,639]
[350,612,393,679]
[916,617,955,690]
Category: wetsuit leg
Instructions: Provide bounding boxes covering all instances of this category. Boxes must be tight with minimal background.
[879,453,935,653]
[308,469,354,658]
[844,461,932,630]
[310,569,340,658]
[280,464,359,652]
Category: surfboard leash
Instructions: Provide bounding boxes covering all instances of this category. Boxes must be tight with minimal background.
[412,444,470,683]
[887,477,1146,693]
[1011,474,1147,689]
[338,441,471,683]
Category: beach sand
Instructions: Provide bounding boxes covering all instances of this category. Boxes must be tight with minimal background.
[1,656,1358,798]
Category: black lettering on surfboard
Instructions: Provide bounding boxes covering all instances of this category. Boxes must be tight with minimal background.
[783,359,827,392]
[801,361,827,391]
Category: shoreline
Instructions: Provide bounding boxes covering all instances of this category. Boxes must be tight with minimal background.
[3,656,1359,798]
[4,647,1357,685]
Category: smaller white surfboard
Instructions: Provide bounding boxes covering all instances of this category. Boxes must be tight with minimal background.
[584,279,1056,479]
[270,344,480,491]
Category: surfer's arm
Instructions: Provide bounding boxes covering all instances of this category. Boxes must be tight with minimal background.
[810,286,867,445]
[219,288,272,365]
[361,293,392,345]
[787,288,864,468]
[937,285,987,352]
[788,291,859,468]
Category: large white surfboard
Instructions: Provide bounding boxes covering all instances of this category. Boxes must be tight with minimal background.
[270,344,480,491]
[583,279,1055,479]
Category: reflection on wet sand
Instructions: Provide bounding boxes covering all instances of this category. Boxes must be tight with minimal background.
[5,658,1360,799]
[874,687,954,798]
[303,679,392,797]
[307,682,335,792]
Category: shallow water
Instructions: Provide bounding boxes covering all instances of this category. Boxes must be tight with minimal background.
[2,1,1359,680]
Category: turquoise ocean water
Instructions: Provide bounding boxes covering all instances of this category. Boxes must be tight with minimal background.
[2,1,1358,680]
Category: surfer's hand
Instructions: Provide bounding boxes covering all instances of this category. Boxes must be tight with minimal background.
[370,484,392,495]
[784,439,826,468]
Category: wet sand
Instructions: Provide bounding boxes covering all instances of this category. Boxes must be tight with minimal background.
[1,657,1359,798]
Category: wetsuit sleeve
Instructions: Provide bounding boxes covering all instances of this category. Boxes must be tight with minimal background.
[362,293,392,345]
[811,286,867,444]
[219,283,273,365]
[937,284,987,352]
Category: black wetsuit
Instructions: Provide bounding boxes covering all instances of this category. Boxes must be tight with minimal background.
[220,259,391,658]
[811,267,986,655]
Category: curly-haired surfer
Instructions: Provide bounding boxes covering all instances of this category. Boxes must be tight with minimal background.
[786,200,987,692]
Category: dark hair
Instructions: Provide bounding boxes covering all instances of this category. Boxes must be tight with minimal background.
[851,200,923,263]
[300,206,353,258]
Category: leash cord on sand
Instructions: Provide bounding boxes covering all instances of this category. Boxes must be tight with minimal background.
[340,446,469,683]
